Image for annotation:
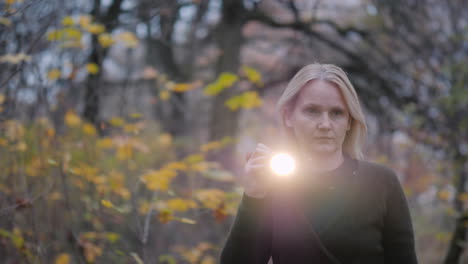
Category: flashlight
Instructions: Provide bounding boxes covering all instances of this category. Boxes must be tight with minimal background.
[269,153,296,177]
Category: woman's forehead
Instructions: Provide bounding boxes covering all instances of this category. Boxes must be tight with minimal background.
[295,80,347,107]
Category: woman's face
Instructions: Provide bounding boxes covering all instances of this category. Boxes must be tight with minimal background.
[285,80,351,157]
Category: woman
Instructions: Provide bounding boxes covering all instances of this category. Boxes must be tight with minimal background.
[220,63,418,264]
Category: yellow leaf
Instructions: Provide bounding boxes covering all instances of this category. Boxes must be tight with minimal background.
[0,17,12,26]
[82,123,97,136]
[140,169,177,191]
[224,95,242,111]
[78,15,92,28]
[61,16,74,26]
[200,141,222,152]
[190,162,213,172]
[106,232,120,243]
[194,189,225,209]
[62,27,82,40]
[97,137,113,149]
[49,191,62,201]
[170,82,200,93]
[123,123,139,134]
[47,68,61,81]
[158,133,172,147]
[158,254,176,264]
[115,187,131,199]
[174,217,197,225]
[54,253,71,264]
[173,245,202,263]
[203,72,238,96]
[218,72,238,87]
[0,53,32,64]
[101,199,114,208]
[225,91,262,111]
[47,30,63,41]
[166,198,198,212]
[241,91,263,109]
[15,141,27,151]
[116,144,133,160]
[130,112,143,119]
[165,162,187,171]
[158,208,173,223]
[11,228,24,249]
[109,116,124,127]
[85,23,105,34]
[0,183,11,194]
[65,111,81,127]
[438,190,451,201]
[242,66,262,86]
[116,31,138,48]
[98,33,114,48]
[131,252,145,264]
[83,241,103,262]
[5,0,23,5]
[83,232,98,240]
[138,201,152,215]
[159,90,170,101]
[184,154,204,164]
[458,193,468,201]
[45,126,56,140]
[200,255,216,264]
[4,120,24,140]
[86,63,99,74]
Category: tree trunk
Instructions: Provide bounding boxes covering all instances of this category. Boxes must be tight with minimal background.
[208,0,246,171]
[209,0,245,140]
[83,0,123,128]
[83,42,101,126]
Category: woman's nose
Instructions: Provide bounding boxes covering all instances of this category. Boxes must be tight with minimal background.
[317,113,331,129]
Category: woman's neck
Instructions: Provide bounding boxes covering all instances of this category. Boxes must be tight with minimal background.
[300,150,345,174]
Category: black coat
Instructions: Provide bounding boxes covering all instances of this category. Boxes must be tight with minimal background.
[219,155,418,264]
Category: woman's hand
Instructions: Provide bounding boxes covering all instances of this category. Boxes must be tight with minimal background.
[241,143,273,198]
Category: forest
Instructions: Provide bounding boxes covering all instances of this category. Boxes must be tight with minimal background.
[0,0,467,263]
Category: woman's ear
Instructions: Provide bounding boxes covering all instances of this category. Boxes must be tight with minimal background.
[284,108,293,128]
[347,118,352,131]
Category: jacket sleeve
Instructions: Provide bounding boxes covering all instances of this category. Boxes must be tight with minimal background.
[219,193,272,264]
[382,170,418,264]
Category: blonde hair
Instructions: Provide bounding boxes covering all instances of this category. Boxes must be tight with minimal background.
[276,63,367,160]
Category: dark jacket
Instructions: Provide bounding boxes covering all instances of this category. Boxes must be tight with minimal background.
[219,155,418,264]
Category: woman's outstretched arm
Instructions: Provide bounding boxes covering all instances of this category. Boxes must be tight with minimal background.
[219,193,272,264]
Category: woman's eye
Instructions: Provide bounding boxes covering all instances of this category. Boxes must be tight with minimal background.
[306,108,319,114]
[331,110,343,116]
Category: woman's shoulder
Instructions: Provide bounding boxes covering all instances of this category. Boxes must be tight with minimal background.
[353,159,407,211]
[355,159,401,188]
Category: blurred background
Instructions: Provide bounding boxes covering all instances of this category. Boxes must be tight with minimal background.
[0,0,467,263]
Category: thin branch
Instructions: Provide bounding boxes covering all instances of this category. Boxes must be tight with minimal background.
[0,12,56,89]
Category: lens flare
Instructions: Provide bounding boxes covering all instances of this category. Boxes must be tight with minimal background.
[270,153,296,176]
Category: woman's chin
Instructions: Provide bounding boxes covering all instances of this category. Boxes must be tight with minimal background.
[311,145,337,155]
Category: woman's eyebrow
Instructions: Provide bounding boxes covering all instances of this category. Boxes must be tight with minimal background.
[330,106,346,111]
[302,103,346,110]
[302,103,321,108]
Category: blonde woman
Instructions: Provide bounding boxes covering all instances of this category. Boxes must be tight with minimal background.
[220,64,418,264]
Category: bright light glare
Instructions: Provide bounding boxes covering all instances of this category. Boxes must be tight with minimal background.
[270,153,296,176]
